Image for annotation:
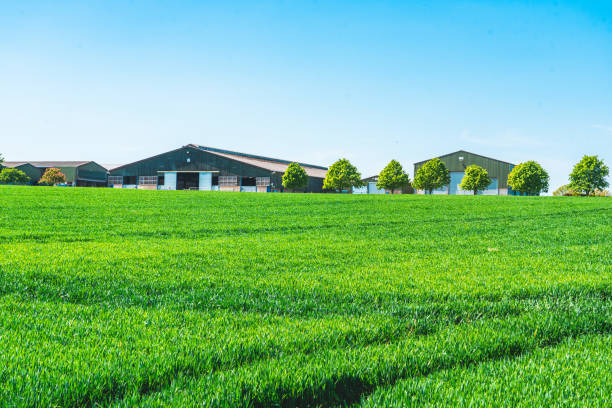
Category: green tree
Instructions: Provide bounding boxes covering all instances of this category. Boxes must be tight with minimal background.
[569,155,609,196]
[459,165,491,195]
[0,168,30,184]
[323,158,364,192]
[412,158,450,194]
[39,168,67,186]
[0,153,4,167]
[376,160,410,194]
[507,161,549,196]
[282,162,309,191]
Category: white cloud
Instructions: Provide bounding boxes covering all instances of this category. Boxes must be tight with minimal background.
[592,124,612,133]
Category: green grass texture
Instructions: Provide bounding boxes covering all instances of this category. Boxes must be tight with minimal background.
[0,186,610,407]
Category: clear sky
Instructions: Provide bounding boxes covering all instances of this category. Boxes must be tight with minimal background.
[1,0,610,191]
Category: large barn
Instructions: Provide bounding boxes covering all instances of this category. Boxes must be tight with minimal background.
[414,150,518,195]
[108,144,328,192]
[2,161,108,186]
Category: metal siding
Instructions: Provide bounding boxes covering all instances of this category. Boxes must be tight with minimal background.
[163,172,177,190]
[432,184,448,195]
[449,172,466,195]
[76,162,108,182]
[480,178,498,195]
[55,167,77,183]
[12,164,43,184]
[199,172,212,191]
[368,182,386,194]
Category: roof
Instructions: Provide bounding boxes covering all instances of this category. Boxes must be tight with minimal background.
[188,145,328,178]
[414,150,515,166]
[3,161,93,168]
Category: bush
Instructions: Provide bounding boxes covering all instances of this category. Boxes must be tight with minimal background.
[39,168,67,186]
[0,168,30,184]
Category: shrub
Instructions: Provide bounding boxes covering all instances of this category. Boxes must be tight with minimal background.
[0,168,30,184]
[39,168,67,186]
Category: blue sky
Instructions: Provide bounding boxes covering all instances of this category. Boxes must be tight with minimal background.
[1,0,610,191]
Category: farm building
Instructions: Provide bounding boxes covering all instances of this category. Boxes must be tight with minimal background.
[353,176,386,194]
[2,161,108,186]
[108,145,328,192]
[353,175,413,194]
[414,150,517,195]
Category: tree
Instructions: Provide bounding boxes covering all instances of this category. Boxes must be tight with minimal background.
[282,162,308,191]
[39,167,67,186]
[569,155,609,196]
[507,161,549,196]
[412,158,450,194]
[376,160,410,194]
[459,165,491,195]
[0,168,30,184]
[0,153,4,167]
[323,158,364,192]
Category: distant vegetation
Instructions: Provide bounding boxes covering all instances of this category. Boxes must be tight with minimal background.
[0,186,609,407]
[0,168,30,184]
[39,167,67,186]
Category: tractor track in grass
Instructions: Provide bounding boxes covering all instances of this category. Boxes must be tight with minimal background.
[105,306,611,408]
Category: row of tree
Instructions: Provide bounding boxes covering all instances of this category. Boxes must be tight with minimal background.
[281,155,609,196]
[2,152,608,195]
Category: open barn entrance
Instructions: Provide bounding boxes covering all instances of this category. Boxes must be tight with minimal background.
[177,172,199,190]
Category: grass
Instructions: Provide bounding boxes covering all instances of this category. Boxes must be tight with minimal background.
[0,185,610,407]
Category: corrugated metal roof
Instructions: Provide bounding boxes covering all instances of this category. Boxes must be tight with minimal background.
[414,150,515,166]
[190,145,328,178]
[2,162,30,168]
[3,161,93,168]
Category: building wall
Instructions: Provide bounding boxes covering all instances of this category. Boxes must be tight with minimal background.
[109,147,324,192]
[414,151,514,190]
[12,164,43,184]
[76,162,108,183]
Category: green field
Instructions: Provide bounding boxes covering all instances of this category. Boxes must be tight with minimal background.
[0,186,610,407]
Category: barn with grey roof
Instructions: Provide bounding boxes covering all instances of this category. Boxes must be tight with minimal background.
[108,144,328,192]
[1,161,107,186]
